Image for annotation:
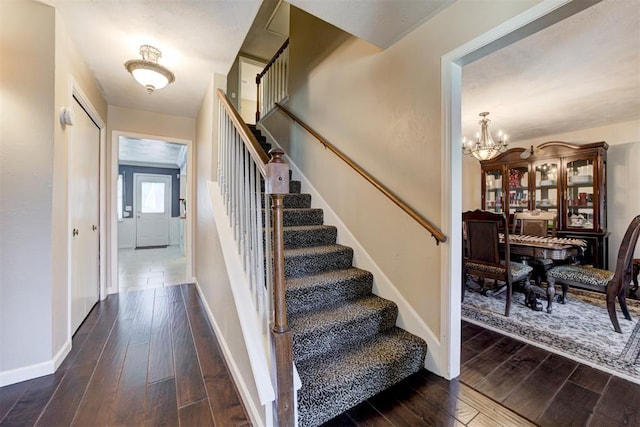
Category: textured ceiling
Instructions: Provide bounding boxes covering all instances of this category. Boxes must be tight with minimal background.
[42,0,638,146]
[119,138,186,168]
[462,0,640,144]
[43,0,262,118]
[287,0,453,48]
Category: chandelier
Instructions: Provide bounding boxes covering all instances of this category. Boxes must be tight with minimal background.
[124,45,175,94]
[462,112,508,161]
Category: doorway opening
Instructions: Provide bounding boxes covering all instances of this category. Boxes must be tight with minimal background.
[115,135,191,293]
[239,56,266,124]
[443,0,602,379]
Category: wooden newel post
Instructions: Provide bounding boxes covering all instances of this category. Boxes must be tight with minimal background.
[265,148,293,426]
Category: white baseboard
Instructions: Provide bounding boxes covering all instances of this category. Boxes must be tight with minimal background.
[0,339,72,387]
[258,124,443,376]
[0,360,53,387]
[53,339,72,370]
[193,279,267,427]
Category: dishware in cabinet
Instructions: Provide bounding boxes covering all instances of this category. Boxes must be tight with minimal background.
[533,159,559,213]
[507,164,530,215]
[482,168,503,213]
[479,141,608,267]
[563,153,603,232]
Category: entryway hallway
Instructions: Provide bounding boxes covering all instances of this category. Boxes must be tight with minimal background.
[118,246,186,292]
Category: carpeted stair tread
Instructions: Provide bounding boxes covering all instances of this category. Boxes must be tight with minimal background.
[286,268,372,315]
[283,225,337,249]
[245,121,428,426]
[284,244,353,278]
[278,208,323,226]
[261,193,311,209]
[296,327,427,427]
[289,295,398,363]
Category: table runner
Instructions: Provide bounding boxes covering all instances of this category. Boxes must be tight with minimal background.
[500,233,588,251]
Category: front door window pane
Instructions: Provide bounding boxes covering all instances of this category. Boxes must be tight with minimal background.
[141,182,165,213]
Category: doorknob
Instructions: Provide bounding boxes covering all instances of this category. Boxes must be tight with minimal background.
[92,225,97,231]
[72,228,79,237]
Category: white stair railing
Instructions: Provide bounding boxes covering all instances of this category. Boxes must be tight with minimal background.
[217,88,294,426]
[256,39,289,121]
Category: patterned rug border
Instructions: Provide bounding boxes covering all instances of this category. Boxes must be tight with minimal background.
[462,288,640,381]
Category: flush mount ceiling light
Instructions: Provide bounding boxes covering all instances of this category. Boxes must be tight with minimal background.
[462,112,508,161]
[124,45,175,94]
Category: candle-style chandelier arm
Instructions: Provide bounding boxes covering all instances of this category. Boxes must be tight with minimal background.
[461,112,508,161]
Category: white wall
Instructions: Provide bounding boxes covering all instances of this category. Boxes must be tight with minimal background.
[118,219,135,248]
[117,217,181,249]
[194,76,264,425]
[607,142,640,269]
[264,1,540,376]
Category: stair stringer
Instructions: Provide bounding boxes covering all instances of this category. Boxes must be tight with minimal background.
[207,180,302,426]
[258,123,443,376]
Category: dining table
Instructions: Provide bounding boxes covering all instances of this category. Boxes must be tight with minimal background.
[499,233,588,312]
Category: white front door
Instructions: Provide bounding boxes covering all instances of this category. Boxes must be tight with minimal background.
[70,96,100,333]
[134,173,171,247]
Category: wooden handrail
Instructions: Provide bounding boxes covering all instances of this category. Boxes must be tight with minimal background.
[257,38,290,81]
[217,89,270,174]
[275,103,447,245]
[256,38,290,122]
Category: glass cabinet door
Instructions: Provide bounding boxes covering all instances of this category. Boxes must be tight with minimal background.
[566,157,595,229]
[507,165,529,215]
[484,168,503,213]
[534,160,559,214]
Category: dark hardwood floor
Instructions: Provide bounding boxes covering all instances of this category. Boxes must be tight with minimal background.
[4,286,640,426]
[323,320,640,426]
[0,284,250,427]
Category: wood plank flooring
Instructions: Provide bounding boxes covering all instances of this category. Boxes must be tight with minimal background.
[5,287,640,426]
[321,320,640,426]
[0,284,249,427]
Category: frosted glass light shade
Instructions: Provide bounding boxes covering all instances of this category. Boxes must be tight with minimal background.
[131,67,170,91]
[124,45,175,94]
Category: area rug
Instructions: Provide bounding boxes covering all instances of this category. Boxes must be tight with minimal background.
[462,286,640,382]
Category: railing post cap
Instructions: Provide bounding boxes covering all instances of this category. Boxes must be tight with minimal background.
[268,148,286,163]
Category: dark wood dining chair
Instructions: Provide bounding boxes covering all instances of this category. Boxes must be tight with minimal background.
[512,210,559,310]
[462,209,533,316]
[512,210,557,237]
[546,214,640,333]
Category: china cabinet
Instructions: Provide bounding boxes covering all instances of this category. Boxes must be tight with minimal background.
[480,141,608,267]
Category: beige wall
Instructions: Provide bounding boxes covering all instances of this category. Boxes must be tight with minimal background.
[51,9,108,361]
[194,76,262,422]
[266,2,541,349]
[0,0,56,375]
[0,0,107,379]
[107,105,195,141]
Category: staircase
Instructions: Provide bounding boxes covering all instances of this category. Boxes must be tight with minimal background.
[249,125,428,427]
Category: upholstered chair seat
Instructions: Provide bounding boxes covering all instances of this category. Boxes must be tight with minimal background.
[466,261,533,282]
[546,214,640,333]
[547,265,613,289]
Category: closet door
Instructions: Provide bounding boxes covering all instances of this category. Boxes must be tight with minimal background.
[70,96,100,333]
